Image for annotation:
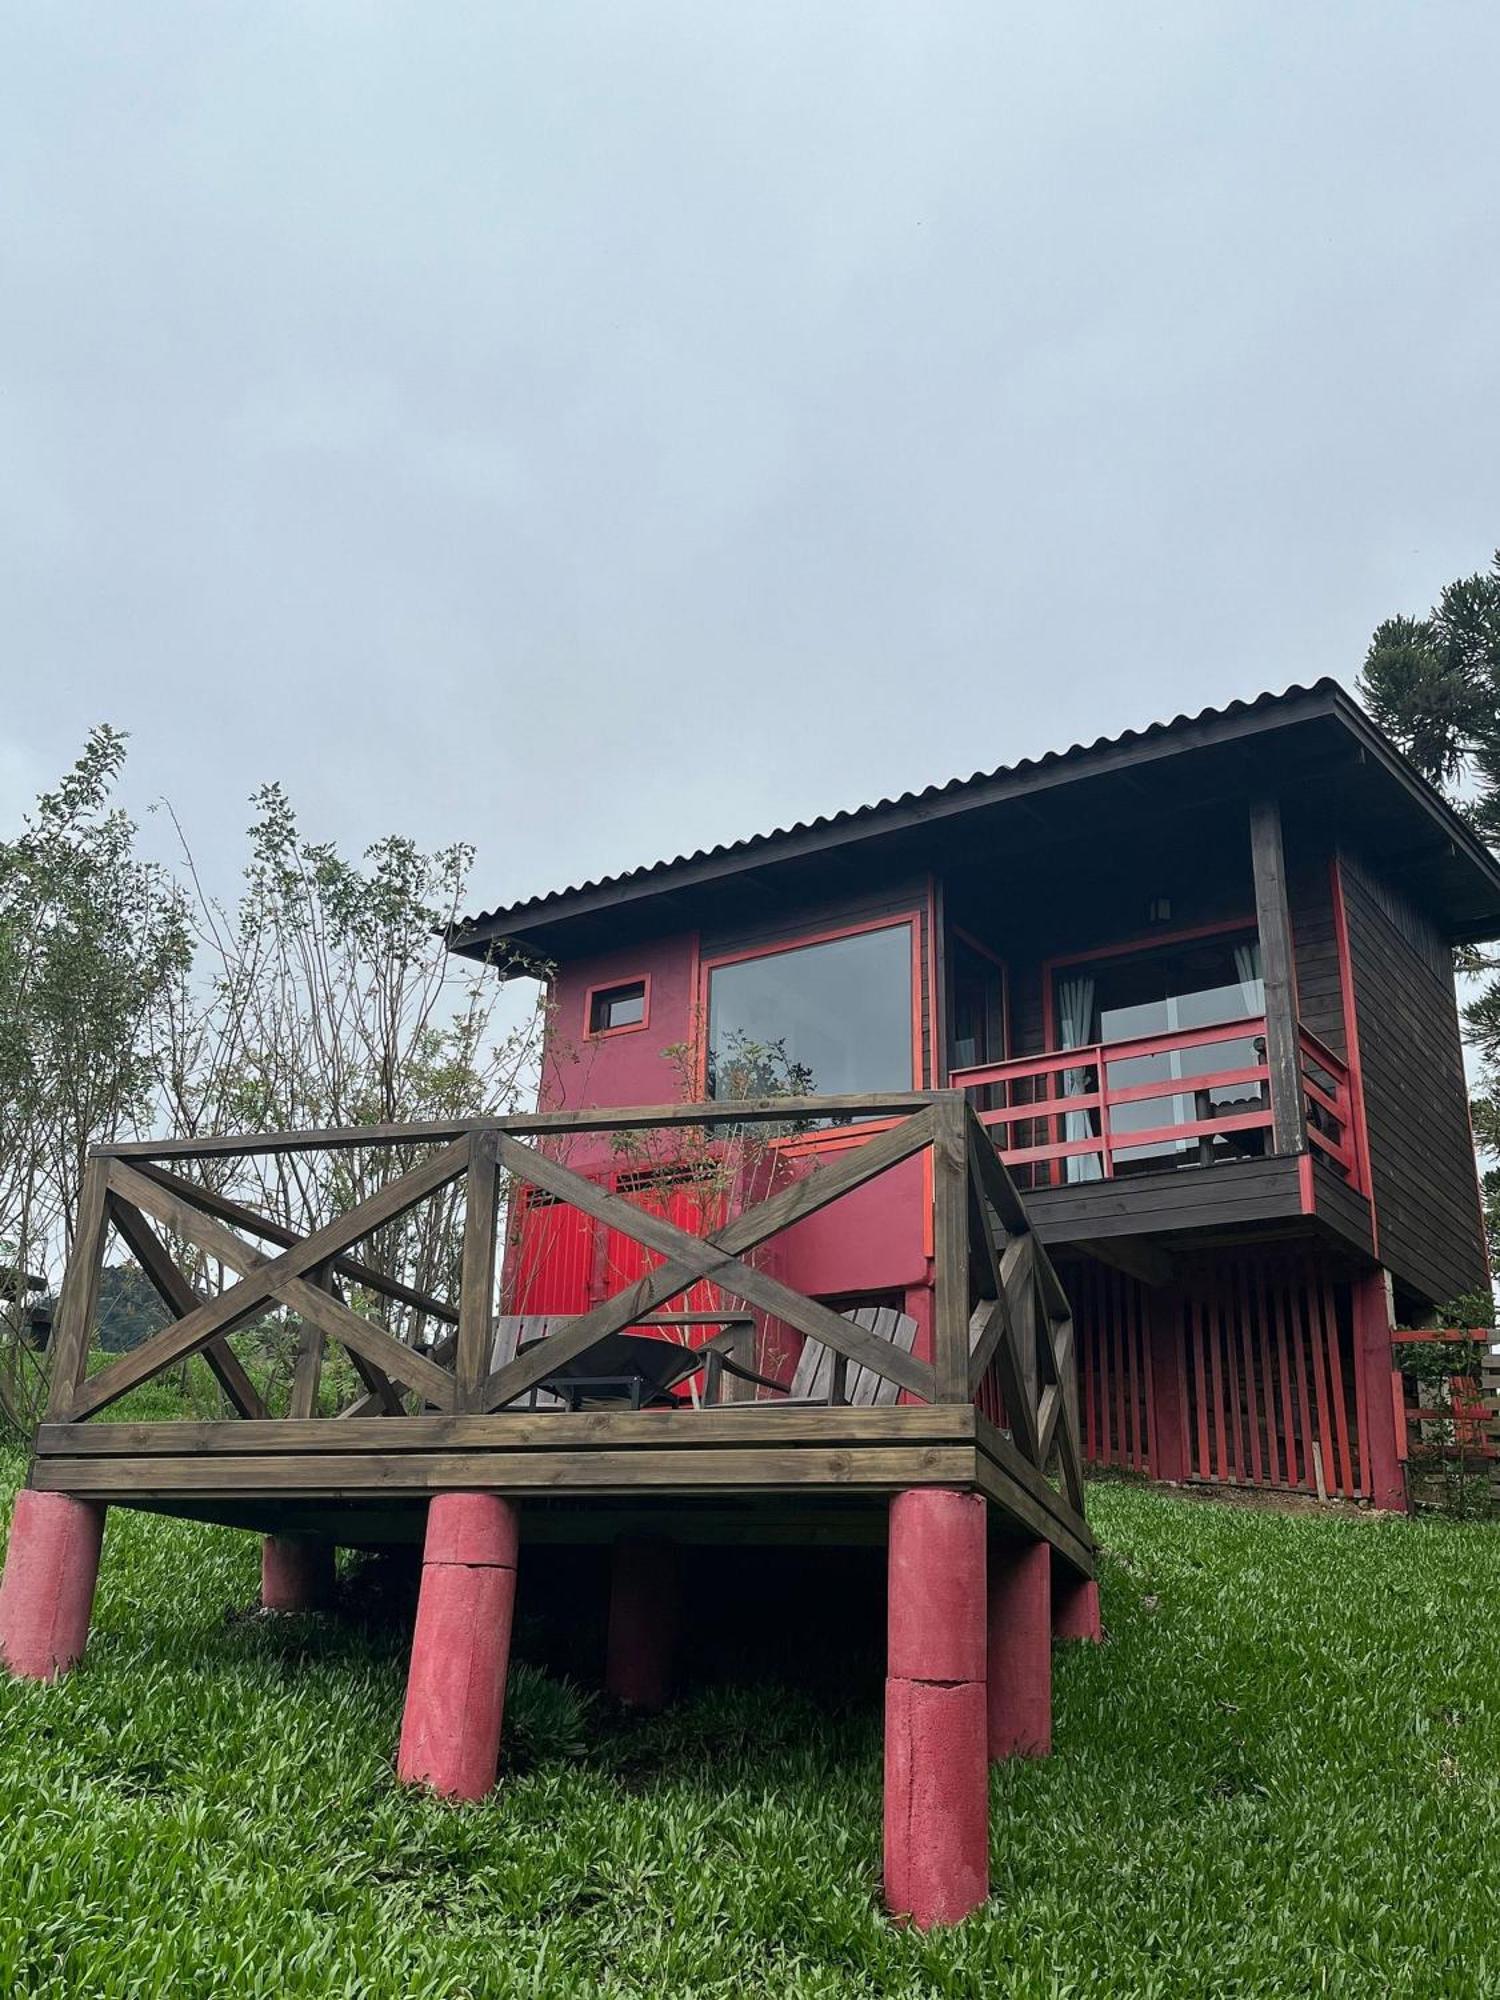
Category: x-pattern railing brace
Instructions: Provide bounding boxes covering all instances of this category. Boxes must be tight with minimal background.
[54,1144,469,1420]
[40,1094,1087,1525]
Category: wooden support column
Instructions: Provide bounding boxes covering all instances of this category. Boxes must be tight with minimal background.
[987,1541,1051,1760]
[397,1492,519,1800]
[0,1489,106,1680]
[1248,797,1307,1159]
[261,1534,335,1612]
[884,1488,988,1929]
[605,1537,680,1711]
[932,1096,972,1405]
[1052,1566,1102,1643]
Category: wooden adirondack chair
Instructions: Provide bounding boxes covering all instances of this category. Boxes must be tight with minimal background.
[700,1305,920,1408]
[490,1316,568,1408]
[495,1307,920,1411]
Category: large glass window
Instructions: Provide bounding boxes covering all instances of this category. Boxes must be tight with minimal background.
[706,923,915,1100]
[1080,933,1264,1047]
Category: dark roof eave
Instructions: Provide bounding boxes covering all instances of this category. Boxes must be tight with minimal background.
[450,681,1500,959]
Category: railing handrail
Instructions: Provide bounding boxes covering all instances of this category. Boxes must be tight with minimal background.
[948,1012,1270,1093]
[92,1090,946,1165]
[39,1092,1092,1542]
[951,1011,1363,1193]
[1295,1022,1350,1082]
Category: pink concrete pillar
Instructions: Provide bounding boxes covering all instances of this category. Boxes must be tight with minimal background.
[884,1488,988,1929]
[606,1537,680,1711]
[396,1492,519,1801]
[0,1489,106,1682]
[261,1534,335,1613]
[1053,1570,1102,1643]
[986,1541,1051,1760]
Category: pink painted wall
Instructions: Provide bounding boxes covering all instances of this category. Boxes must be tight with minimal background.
[519,926,932,1325]
[539,933,699,1169]
[769,1155,930,1295]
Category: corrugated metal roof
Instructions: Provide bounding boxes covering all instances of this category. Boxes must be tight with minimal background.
[455,679,1347,938]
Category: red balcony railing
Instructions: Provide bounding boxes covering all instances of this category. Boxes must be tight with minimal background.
[1295,1024,1361,1183]
[949,1015,1362,1192]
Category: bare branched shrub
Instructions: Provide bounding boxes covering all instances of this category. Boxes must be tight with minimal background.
[0,735,547,1434]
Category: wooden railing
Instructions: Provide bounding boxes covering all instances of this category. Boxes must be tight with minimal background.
[1296,1025,1360,1183]
[42,1092,1084,1514]
[949,1014,1363,1192]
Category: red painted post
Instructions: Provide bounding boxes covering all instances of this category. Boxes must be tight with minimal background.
[261,1535,335,1613]
[605,1537,680,1711]
[986,1541,1051,1759]
[1352,1270,1407,1511]
[1147,1293,1187,1483]
[884,1488,988,1929]
[0,1489,107,1682]
[1053,1569,1102,1643]
[397,1492,519,1801]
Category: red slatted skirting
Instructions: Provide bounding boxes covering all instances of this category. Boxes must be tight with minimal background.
[1179,1250,1362,1497]
[1071,1260,1154,1474]
[1069,1247,1366,1499]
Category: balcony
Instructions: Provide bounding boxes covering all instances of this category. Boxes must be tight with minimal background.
[948,1017,1363,1246]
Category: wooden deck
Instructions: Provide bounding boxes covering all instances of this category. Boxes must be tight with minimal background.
[32,1406,1093,1573]
[30,1090,1094,1580]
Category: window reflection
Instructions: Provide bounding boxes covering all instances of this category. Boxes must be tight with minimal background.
[707,925,915,1101]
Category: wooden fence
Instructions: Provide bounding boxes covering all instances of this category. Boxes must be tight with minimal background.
[44,1092,1086,1521]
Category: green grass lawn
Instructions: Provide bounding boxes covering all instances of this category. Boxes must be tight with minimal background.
[2,1457,1497,2000]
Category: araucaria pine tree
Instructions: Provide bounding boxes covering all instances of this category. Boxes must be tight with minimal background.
[1359,549,1500,1281]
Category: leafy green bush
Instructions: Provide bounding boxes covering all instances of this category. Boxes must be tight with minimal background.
[503,1664,595,1772]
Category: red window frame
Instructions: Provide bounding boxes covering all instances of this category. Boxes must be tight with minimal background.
[697,911,926,1101]
[943,923,1010,1085]
[582,974,652,1041]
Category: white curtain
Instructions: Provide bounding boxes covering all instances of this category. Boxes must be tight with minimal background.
[1056,974,1102,1183]
[1233,939,1264,1017]
[1234,937,1268,1123]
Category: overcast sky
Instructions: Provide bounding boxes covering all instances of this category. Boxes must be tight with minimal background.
[3,3,1498,916]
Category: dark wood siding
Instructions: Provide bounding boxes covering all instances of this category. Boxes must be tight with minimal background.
[1309,1155,1376,1261]
[1027,1156,1306,1244]
[1287,844,1344,1055]
[1340,849,1487,1306]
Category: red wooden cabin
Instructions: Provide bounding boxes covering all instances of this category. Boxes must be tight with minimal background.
[5,676,1495,1933]
[454,681,1500,1512]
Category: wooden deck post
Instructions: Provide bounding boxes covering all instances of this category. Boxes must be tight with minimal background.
[1249,798,1307,1160]
[605,1537,680,1711]
[986,1541,1052,1759]
[1052,1568,1102,1643]
[884,1488,988,1929]
[932,1096,973,1405]
[260,1534,335,1613]
[0,1489,106,1681]
[397,1492,519,1800]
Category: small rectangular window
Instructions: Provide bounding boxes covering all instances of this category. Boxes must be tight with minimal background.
[588,979,647,1034]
